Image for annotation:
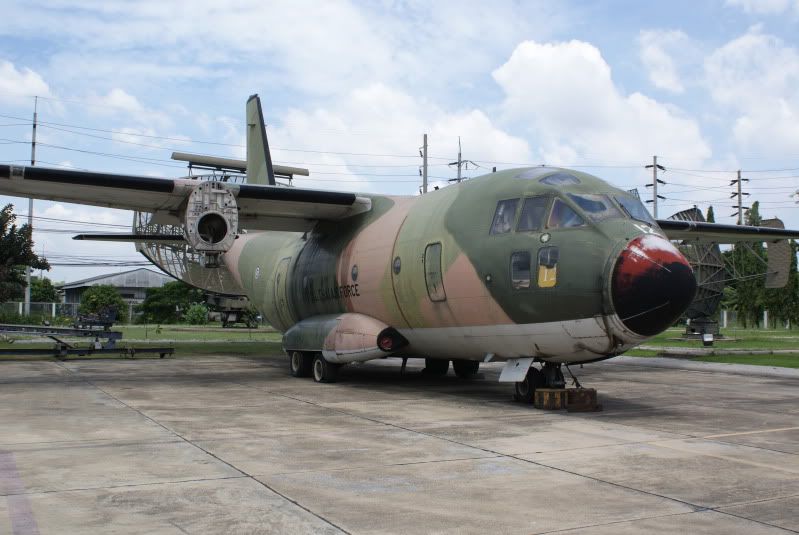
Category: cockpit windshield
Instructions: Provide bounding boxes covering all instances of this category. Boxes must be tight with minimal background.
[567,193,623,222]
[615,195,656,226]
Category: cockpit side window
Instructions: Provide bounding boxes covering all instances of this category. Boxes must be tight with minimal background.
[490,199,519,235]
[567,193,623,222]
[516,196,550,232]
[615,195,656,225]
[547,198,585,229]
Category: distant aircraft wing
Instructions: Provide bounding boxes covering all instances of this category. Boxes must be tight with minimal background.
[0,164,371,232]
[657,219,799,244]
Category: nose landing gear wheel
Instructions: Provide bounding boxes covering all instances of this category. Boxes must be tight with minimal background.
[289,351,313,377]
[514,366,546,403]
[452,359,480,378]
[312,353,340,383]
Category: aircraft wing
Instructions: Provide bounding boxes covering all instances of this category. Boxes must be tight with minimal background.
[0,164,371,232]
[657,219,799,244]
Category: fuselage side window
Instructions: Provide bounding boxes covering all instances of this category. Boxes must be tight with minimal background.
[548,198,585,229]
[510,251,531,290]
[424,242,447,302]
[567,193,623,222]
[490,198,519,235]
[517,196,550,232]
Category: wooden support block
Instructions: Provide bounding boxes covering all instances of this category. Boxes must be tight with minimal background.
[566,388,602,412]
[534,388,567,410]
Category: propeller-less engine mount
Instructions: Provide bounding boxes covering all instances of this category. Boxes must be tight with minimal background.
[184,181,239,267]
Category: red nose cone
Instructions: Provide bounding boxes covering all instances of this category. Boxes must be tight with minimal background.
[611,235,696,337]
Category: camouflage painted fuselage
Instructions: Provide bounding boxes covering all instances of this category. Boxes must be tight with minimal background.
[225,167,696,364]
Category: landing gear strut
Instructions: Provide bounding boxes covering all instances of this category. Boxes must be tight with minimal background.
[514,362,565,403]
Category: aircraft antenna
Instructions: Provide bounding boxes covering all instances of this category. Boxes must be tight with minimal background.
[645,155,666,218]
[730,169,749,225]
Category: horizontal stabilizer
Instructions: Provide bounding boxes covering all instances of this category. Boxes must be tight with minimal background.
[73,233,186,243]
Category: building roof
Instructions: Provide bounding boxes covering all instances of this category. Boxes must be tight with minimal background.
[59,268,173,290]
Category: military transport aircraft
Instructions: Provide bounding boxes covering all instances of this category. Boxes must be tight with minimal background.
[2,95,798,402]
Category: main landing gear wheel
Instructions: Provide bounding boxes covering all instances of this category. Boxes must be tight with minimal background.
[514,366,546,403]
[312,353,340,383]
[452,359,480,378]
[289,351,313,378]
[423,358,450,376]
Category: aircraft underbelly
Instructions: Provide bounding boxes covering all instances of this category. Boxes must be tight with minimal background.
[399,316,614,363]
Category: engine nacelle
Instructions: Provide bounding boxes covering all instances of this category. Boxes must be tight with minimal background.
[184,181,238,267]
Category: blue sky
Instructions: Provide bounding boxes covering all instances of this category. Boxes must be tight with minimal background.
[1,0,798,283]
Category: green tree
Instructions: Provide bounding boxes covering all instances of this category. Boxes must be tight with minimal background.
[31,276,59,302]
[79,285,127,322]
[0,204,50,302]
[137,281,204,323]
[705,205,715,223]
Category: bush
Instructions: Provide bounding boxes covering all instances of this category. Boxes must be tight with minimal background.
[184,303,208,325]
[79,285,127,323]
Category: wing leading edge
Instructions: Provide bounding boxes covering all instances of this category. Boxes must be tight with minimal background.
[0,164,372,232]
[657,219,799,244]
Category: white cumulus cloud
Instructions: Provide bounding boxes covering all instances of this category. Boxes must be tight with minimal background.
[638,30,693,93]
[492,40,711,167]
[705,27,799,156]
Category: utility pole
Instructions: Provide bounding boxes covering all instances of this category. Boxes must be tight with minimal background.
[25,96,38,315]
[730,169,749,225]
[420,134,428,194]
[644,155,665,218]
[447,137,477,183]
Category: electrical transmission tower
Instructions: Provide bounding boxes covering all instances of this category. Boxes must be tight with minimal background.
[730,170,749,225]
[448,137,478,183]
[644,155,666,218]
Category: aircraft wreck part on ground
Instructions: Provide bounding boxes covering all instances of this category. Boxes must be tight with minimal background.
[669,207,726,320]
[611,234,697,337]
[282,313,407,364]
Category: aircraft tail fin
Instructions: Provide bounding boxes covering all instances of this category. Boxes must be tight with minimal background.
[246,94,276,186]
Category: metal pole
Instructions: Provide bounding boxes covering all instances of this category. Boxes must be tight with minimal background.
[24,97,38,316]
[737,169,743,225]
[652,155,658,219]
[457,137,462,183]
[422,134,428,194]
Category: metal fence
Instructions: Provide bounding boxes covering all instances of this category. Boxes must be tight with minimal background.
[0,301,143,323]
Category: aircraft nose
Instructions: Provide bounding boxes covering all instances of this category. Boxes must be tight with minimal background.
[611,234,696,337]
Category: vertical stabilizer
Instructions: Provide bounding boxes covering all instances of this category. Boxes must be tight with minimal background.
[246,94,276,186]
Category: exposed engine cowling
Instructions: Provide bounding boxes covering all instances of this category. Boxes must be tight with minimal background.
[184,181,239,267]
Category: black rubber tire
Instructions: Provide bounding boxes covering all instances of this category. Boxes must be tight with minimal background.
[312,354,339,383]
[452,359,480,378]
[514,366,546,403]
[289,351,313,378]
[423,358,450,376]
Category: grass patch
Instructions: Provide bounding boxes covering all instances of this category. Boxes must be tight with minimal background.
[691,354,799,368]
